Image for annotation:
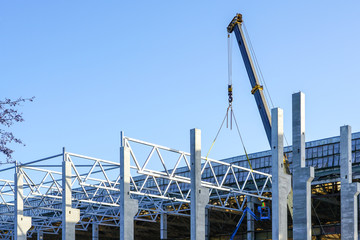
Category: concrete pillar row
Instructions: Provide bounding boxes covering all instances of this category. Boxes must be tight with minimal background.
[271,108,291,240]
[340,125,360,239]
[62,150,80,240]
[292,92,314,240]
[14,167,32,240]
[120,145,139,240]
[190,129,210,240]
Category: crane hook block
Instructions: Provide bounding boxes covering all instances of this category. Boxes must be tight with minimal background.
[228,84,233,103]
[227,13,243,33]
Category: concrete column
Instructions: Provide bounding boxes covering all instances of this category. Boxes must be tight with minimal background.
[160,213,167,240]
[340,125,360,239]
[120,146,139,240]
[92,223,99,240]
[37,231,43,240]
[62,150,80,240]
[292,92,314,240]
[14,167,32,240]
[190,128,209,240]
[205,208,210,240]
[271,108,291,240]
[246,196,255,240]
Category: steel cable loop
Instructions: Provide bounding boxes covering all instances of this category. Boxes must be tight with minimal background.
[205,105,231,161]
[231,108,253,171]
[206,30,254,170]
[205,104,253,171]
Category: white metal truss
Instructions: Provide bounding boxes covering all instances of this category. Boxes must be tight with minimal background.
[124,136,272,218]
[0,134,272,237]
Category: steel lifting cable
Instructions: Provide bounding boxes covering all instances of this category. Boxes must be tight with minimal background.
[231,108,253,171]
[227,33,233,120]
[205,105,254,171]
[229,30,252,170]
[227,33,233,130]
[205,31,254,170]
[205,106,231,161]
[205,33,234,161]
[228,33,233,91]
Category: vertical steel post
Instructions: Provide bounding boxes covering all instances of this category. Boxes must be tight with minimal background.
[190,128,209,240]
[292,92,314,240]
[271,108,291,240]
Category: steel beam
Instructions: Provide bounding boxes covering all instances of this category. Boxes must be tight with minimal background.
[292,92,314,240]
[340,125,360,239]
[190,129,209,240]
[271,108,291,240]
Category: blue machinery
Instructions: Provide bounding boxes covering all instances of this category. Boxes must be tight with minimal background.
[230,206,271,240]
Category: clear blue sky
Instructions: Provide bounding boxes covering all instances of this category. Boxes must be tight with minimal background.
[1,1,360,164]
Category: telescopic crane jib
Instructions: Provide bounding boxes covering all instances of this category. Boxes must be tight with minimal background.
[227,13,271,146]
[226,13,294,221]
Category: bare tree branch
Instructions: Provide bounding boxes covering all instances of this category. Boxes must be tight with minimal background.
[0,97,34,162]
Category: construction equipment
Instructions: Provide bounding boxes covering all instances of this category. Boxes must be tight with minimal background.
[227,13,294,217]
[229,206,270,240]
[258,201,271,220]
[227,13,271,144]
